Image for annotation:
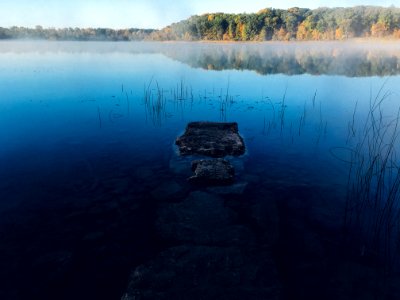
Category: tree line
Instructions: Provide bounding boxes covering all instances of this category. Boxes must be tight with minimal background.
[1,6,400,41]
[0,26,154,41]
[155,6,400,41]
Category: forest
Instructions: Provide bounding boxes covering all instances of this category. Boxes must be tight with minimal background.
[1,6,400,41]
[0,26,154,41]
[155,6,400,41]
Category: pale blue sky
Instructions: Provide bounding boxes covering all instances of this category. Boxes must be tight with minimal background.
[0,0,398,29]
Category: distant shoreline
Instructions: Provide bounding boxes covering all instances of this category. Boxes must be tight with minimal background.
[2,6,400,42]
[1,37,400,43]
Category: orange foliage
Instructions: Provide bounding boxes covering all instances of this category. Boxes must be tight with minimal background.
[222,33,230,41]
[238,23,246,40]
[393,29,400,39]
[335,28,344,40]
[311,29,322,40]
[371,22,388,38]
[296,22,309,40]
[274,28,290,41]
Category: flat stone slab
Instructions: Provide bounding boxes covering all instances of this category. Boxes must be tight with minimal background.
[175,122,245,158]
[189,159,234,184]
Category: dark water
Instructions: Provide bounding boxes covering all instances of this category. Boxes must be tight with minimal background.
[1,41,400,299]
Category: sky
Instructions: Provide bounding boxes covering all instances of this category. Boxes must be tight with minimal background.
[0,0,398,29]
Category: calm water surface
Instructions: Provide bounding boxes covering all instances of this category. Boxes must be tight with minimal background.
[1,41,400,299]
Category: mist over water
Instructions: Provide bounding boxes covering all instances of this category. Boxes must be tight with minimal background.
[0,41,400,299]
[1,40,400,76]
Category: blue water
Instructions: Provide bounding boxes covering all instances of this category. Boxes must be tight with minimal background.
[1,41,400,299]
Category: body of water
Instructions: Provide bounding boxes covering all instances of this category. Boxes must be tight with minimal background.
[1,41,400,299]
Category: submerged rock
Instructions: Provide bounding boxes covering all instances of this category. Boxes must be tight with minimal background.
[175,122,245,158]
[189,159,234,184]
[206,182,248,195]
[156,191,254,246]
[122,245,281,300]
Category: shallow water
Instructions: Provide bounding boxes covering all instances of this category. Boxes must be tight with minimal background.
[1,41,400,299]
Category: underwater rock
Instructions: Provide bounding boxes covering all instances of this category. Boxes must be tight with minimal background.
[206,182,248,195]
[175,122,245,158]
[156,191,254,246]
[189,159,235,184]
[122,245,281,300]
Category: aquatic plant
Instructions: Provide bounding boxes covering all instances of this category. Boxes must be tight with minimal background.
[143,78,201,125]
[172,79,193,102]
[344,86,400,273]
[260,88,328,148]
[219,78,234,122]
[143,78,168,126]
[279,87,287,133]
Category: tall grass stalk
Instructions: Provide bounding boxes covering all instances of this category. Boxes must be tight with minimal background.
[345,87,400,273]
[143,79,167,126]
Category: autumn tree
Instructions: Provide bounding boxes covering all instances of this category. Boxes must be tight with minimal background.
[371,21,388,37]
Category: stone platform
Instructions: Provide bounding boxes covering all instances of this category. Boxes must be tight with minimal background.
[175,122,245,158]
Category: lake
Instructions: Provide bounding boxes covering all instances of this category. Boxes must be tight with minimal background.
[1,41,400,299]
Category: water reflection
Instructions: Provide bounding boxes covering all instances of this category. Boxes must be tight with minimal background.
[163,42,400,77]
[1,41,400,77]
